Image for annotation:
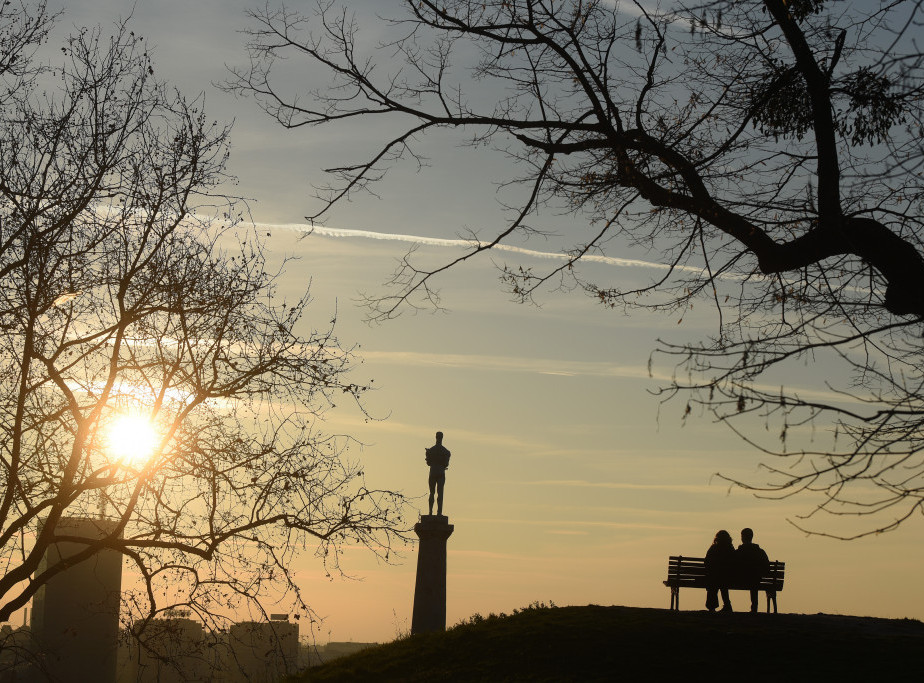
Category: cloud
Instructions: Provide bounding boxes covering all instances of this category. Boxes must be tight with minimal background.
[259,222,875,409]
[452,517,701,532]
[361,349,654,380]
[521,479,719,494]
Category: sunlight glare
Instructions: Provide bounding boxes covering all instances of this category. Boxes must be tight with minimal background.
[106,415,159,466]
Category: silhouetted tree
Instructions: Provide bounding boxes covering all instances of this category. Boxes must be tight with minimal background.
[229,0,924,537]
[0,1,406,655]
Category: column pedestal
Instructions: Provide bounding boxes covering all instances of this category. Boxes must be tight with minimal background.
[411,515,454,634]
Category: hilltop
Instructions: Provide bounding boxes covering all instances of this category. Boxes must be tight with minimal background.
[293,604,924,682]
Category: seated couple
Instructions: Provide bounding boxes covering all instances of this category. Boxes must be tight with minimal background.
[705,528,770,613]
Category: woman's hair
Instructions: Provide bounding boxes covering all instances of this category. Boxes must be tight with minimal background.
[713,529,733,546]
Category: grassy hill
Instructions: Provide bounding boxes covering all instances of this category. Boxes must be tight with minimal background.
[293,604,924,682]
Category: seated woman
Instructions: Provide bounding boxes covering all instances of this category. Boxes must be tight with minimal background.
[705,529,735,612]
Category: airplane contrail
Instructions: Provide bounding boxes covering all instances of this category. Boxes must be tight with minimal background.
[268,224,878,298]
[270,222,702,274]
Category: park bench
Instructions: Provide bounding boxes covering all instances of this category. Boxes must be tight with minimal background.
[663,555,785,613]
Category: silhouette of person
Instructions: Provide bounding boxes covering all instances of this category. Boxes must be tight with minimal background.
[425,431,451,516]
[736,527,771,613]
[705,529,735,612]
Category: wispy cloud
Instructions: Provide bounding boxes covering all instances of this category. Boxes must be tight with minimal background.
[452,517,701,532]
[361,349,655,380]
[263,223,874,409]
[521,479,718,494]
[362,348,866,410]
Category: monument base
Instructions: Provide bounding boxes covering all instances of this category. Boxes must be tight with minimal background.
[419,514,448,523]
[411,515,454,634]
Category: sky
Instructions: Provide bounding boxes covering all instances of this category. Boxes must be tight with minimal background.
[39,0,924,642]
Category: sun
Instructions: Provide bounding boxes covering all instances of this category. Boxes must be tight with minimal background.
[105,414,159,467]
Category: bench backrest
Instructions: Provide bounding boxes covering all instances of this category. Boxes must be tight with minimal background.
[665,555,785,591]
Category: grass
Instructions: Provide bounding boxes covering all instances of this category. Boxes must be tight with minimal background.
[291,603,924,681]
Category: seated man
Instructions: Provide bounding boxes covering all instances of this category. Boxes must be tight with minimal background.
[736,527,770,613]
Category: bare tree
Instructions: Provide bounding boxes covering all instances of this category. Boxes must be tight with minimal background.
[0,0,406,662]
[227,0,924,537]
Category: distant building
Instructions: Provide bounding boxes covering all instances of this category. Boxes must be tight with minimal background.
[226,617,298,682]
[30,516,122,683]
[303,641,378,667]
[0,623,38,678]
[123,611,211,683]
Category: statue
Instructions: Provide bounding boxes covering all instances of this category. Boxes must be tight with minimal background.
[425,431,451,516]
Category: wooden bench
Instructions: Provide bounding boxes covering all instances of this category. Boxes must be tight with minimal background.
[663,555,785,613]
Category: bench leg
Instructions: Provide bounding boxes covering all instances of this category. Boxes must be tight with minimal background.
[670,586,679,611]
[765,590,778,613]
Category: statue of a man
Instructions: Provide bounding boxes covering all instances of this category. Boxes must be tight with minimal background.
[425,431,451,516]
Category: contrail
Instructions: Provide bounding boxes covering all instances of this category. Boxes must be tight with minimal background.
[270,222,701,274]
[268,223,883,302]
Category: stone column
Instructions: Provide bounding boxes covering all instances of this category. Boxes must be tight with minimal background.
[411,515,454,634]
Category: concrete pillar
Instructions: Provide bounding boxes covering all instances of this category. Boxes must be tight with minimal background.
[411,515,454,634]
